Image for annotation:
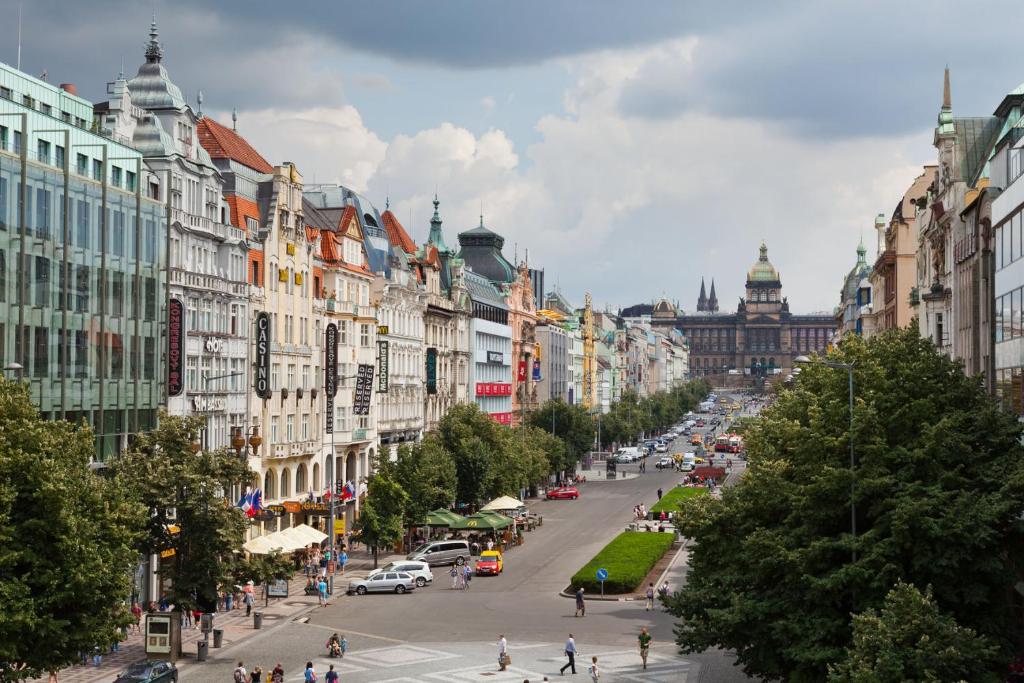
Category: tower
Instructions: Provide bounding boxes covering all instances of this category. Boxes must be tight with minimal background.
[708,279,719,312]
[697,277,708,312]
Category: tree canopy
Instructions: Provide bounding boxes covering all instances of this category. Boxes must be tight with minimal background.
[0,378,144,683]
[529,399,594,472]
[666,329,1024,681]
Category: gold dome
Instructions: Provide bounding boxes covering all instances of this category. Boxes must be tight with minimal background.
[748,242,779,282]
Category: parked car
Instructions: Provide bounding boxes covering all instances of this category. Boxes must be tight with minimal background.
[114,661,178,683]
[547,486,580,500]
[348,571,417,595]
[655,456,674,470]
[368,560,434,587]
[690,434,702,446]
[406,539,471,566]
[475,550,504,575]
[655,443,669,453]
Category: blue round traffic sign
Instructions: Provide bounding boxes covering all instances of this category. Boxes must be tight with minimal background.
[596,568,608,581]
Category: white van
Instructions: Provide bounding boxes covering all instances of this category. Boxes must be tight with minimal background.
[681,452,697,472]
[615,446,642,463]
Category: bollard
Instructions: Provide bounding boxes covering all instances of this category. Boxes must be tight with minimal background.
[253,611,263,629]
[212,628,224,648]
[197,639,208,661]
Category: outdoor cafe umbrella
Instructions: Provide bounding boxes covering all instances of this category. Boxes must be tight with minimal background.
[424,509,466,527]
[480,495,524,512]
[452,512,513,531]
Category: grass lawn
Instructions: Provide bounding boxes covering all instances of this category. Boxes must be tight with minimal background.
[651,485,708,514]
[570,531,675,594]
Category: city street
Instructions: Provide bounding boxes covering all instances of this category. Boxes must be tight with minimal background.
[183,414,753,682]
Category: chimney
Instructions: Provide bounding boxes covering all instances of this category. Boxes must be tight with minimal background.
[58,83,78,95]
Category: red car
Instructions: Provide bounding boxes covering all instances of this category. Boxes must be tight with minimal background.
[546,486,580,500]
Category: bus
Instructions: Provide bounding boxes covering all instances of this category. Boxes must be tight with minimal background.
[714,435,730,452]
[728,435,743,453]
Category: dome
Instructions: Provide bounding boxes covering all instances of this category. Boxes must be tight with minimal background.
[652,298,676,317]
[747,243,780,283]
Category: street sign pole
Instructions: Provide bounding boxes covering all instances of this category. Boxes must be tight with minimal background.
[596,567,608,597]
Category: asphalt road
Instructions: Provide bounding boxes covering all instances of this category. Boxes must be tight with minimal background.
[183,401,756,682]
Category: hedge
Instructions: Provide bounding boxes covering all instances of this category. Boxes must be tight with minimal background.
[651,485,708,514]
[570,531,675,594]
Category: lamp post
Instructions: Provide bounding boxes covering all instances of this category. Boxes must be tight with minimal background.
[3,361,24,381]
[794,355,856,563]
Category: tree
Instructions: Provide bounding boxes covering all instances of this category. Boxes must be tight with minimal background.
[231,551,295,607]
[666,329,1024,681]
[353,470,407,568]
[828,582,1001,683]
[0,377,144,683]
[389,438,457,531]
[436,403,516,507]
[112,413,252,613]
[529,399,595,473]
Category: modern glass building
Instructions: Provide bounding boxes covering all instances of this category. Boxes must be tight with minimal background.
[0,61,167,460]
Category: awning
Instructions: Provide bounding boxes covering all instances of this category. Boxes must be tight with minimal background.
[242,535,286,554]
[291,523,327,545]
[480,496,524,511]
[243,524,326,555]
[423,509,467,527]
[452,513,513,531]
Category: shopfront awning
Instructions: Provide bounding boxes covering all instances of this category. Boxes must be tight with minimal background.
[451,512,513,531]
[243,524,327,555]
[423,509,467,527]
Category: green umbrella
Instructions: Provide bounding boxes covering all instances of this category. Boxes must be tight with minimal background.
[423,509,466,527]
[453,512,513,531]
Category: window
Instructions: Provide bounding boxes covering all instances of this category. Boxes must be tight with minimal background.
[33,326,48,377]
[110,271,124,317]
[144,337,155,380]
[340,320,349,345]
[37,139,51,165]
[126,170,136,193]
[0,248,5,302]
[302,413,310,441]
[271,363,280,390]
[74,330,87,378]
[76,153,88,176]
[360,324,370,347]
[187,356,198,389]
[93,159,103,182]
[251,260,260,285]
[270,417,278,444]
[286,414,294,442]
[75,264,89,312]
[145,277,156,321]
[54,145,65,169]
[287,364,296,390]
[35,188,51,239]
[0,177,6,230]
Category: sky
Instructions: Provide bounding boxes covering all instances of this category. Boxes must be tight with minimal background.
[4,0,1023,313]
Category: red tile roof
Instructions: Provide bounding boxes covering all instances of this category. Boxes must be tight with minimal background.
[197,117,273,174]
[226,195,260,235]
[381,209,417,254]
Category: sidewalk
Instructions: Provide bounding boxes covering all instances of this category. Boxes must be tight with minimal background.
[33,551,402,683]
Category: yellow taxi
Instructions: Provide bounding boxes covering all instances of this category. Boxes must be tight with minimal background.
[475,550,503,575]
[695,456,705,464]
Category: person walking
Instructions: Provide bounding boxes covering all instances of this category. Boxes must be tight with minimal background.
[587,656,601,682]
[644,583,655,611]
[498,634,509,671]
[303,662,316,683]
[324,664,338,683]
[638,627,652,670]
[317,577,329,607]
[560,634,577,675]
[462,564,473,590]
[131,602,143,633]
[574,586,586,617]
[338,550,348,575]
[271,664,284,683]
[243,581,255,616]
[449,566,459,589]
[657,487,663,500]
[250,666,263,683]
[233,662,247,683]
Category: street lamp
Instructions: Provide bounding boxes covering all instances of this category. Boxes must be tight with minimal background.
[3,361,24,381]
[793,355,857,563]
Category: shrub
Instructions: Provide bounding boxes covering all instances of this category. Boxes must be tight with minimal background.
[570,531,675,594]
[651,486,708,514]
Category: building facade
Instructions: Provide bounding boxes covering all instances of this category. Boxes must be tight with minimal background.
[465,269,513,423]
[658,243,834,377]
[0,60,167,460]
[835,242,873,338]
[535,317,569,402]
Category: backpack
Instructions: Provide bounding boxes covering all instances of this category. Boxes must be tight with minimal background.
[234,669,244,683]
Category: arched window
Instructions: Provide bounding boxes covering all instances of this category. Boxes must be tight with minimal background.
[280,469,290,499]
[264,469,277,500]
[296,464,307,495]
[312,463,321,493]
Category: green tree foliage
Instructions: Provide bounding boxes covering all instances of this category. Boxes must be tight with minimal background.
[353,468,407,568]
[112,413,252,613]
[529,399,595,472]
[601,379,710,445]
[0,378,144,682]
[666,329,1024,681]
[231,551,295,606]
[386,438,457,530]
[828,581,1001,683]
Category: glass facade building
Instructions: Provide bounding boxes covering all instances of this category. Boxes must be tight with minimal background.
[0,63,167,460]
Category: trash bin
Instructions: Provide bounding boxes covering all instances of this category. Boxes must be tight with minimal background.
[197,640,208,661]
[253,611,263,629]
[212,629,224,648]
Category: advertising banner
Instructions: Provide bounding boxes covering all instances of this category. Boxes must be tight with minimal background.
[426,347,437,395]
[354,363,375,415]
[377,340,389,393]
[255,312,272,399]
[325,323,338,433]
[167,298,184,396]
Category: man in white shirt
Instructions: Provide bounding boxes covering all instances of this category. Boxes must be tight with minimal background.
[560,634,577,675]
[588,656,600,681]
[498,634,508,671]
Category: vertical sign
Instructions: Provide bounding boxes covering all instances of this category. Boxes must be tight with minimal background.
[425,347,437,395]
[324,323,338,433]
[255,312,272,399]
[517,359,527,382]
[532,358,542,381]
[353,363,375,415]
[167,298,184,396]
[377,340,389,393]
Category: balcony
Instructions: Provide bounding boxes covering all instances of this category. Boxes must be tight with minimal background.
[170,208,245,243]
[169,268,247,296]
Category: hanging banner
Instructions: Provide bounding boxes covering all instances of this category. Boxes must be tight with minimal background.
[532,358,542,381]
[255,312,272,399]
[425,347,438,395]
[354,363,375,415]
[377,340,389,393]
[517,359,527,382]
[325,323,338,433]
[167,298,184,396]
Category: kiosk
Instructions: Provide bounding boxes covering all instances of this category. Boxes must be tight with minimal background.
[144,613,182,662]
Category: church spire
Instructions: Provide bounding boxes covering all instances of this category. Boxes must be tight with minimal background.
[708,278,719,312]
[937,66,954,137]
[428,194,450,252]
[145,16,163,64]
[697,277,708,312]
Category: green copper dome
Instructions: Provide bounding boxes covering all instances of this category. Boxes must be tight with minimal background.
[748,242,779,282]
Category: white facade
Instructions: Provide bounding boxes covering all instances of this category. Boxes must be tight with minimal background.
[470,318,513,420]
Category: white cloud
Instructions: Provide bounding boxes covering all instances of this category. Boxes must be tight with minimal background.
[480,96,497,110]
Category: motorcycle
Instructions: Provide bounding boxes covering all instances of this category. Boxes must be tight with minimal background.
[327,640,341,658]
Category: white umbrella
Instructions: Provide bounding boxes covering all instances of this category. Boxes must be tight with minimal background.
[243,534,281,554]
[481,496,525,511]
[292,523,328,545]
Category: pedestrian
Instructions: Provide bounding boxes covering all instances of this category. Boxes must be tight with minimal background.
[587,656,601,682]
[645,583,655,611]
[657,488,663,500]
[560,634,577,675]
[318,577,328,607]
[638,627,653,670]
[659,581,670,599]
[449,566,459,590]
[303,661,316,683]
[91,645,102,667]
[498,634,509,671]
[271,664,284,683]
[338,550,348,575]
[250,666,262,683]
[131,601,142,633]
[324,664,338,683]
[574,586,586,617]
[234,663,247,683]
[339,634,348,657]
[462,564,472,589]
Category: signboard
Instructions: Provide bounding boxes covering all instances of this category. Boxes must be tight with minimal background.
[517,359,527,382]
[325,323,338,433]
[476,382,512,396]
[606,457,617,480]
[267,579,289,598]
[353,363,375,415]
[333,519,346,535]
[487,350,504,364]
[266,504,286,517]
[255,312,272,399]
[167,298,184,396]
[532,359,542,381]
[377,325,389,335]
[301,501,330,515]
[596,568,608,581]
[377,340,389,392]
[425,347,438,395]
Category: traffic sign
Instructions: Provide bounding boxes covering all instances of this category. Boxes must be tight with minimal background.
[596,568,608,581]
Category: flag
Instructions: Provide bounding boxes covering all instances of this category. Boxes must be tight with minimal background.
[237,487,252,514]
[250,488,263,517]
[341,481,355,501]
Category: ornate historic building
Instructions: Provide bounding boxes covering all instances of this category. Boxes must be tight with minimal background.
[654,243,834,377]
